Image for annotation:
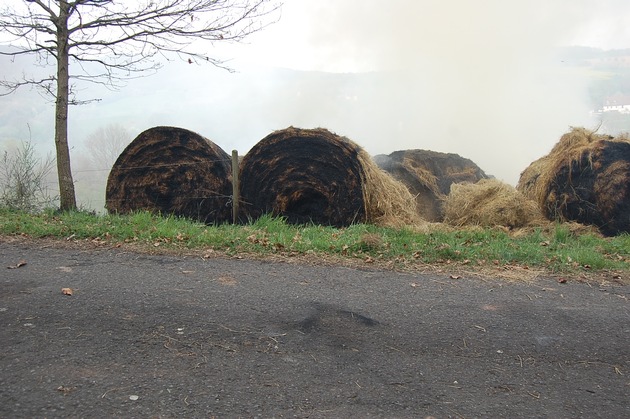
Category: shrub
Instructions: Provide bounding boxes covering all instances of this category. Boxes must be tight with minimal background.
[0,141,58,212]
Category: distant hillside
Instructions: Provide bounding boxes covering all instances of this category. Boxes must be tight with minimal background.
[554,47,630,134]
[556,47,630,103]
[556,46,630,69]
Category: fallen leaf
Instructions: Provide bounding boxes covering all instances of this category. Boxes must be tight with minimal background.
[57,385,74,394]
[202,249,215,258]
[61,288,74,296]
[410,282,418,288]
[558,278,568,284]
[7,259,27,269]
[217,276,237,286]
[450,274,462,279]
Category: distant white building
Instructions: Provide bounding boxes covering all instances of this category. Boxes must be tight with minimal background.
[602,93,630,114]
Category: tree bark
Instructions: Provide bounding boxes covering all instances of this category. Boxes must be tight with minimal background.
[1,0,278,212]
[54,1,77,211]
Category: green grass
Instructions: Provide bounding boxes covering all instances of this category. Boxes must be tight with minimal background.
[1,208,629,275]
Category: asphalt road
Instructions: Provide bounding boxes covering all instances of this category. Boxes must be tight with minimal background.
[1,240,629,418]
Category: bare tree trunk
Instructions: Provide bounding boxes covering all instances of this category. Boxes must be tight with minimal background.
[54,2,77,211]
[1,0,279,214]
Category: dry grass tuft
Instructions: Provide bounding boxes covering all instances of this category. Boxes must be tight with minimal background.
[358,149,425,228]
[375,149,489,221]
[400,156,441,196]
[444,179,546,228]
[359,233,384,250]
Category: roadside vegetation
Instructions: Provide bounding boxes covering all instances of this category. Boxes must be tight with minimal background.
[1,208,629,280]
[1,140,629,280]
[0,141,57,213]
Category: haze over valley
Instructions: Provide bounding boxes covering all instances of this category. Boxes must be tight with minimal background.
[2,0,630,212]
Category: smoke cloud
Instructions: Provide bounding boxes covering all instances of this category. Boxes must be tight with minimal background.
[3,0,630,212]
[225,0,630,184]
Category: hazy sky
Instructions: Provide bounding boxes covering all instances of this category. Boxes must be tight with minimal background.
[227,0,630,72]
[2,0,630,210]
[209,0,629,181]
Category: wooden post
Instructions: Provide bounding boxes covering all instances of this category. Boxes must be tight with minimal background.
[231,150,239,224]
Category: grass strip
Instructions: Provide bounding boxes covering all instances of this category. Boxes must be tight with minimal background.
[1,208,629,275]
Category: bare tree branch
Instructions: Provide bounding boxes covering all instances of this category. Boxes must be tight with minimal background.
[1,0,280,94]
[0,0,281,210]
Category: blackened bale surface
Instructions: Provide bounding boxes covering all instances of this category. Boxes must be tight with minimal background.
[105,126,232,224]
[239,127,366,226]
[517,128,630,236]
[519,130,630,236]
[375,150,489,221]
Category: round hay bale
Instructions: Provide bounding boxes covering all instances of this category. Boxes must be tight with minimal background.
[443,179,546,229]
[239,127,421,227]
[105,126,232,224]
[375,150,489,222]
[517,127,630,236]
[359,151,424,228]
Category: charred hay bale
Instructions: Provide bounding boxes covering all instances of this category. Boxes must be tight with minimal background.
[517,127,630,236]
[105,126,232,224]
[239,127,421,227]
[374,150,489,222]
[443,179,546,229]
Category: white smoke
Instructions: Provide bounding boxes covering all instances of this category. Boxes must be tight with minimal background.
[224,0,629,184]
[3,0,630,208]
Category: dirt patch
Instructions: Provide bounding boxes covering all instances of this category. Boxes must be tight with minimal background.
[2,234,626,285]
